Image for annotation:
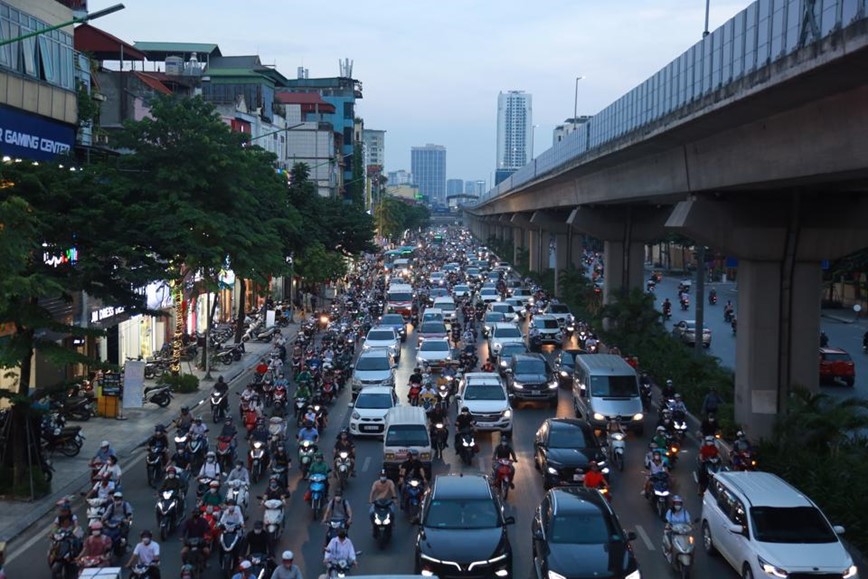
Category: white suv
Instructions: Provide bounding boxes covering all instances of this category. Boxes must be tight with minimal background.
[701,471,857,579]
[456,372,512,432]
[488,322,524,356]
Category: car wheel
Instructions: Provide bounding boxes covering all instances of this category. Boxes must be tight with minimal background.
[701,521,717,556]
[742,564,754,579]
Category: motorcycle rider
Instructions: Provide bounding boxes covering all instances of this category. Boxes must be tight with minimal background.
[668,393,688,419]
[398,449,427,511]
[323,527,356,569]
[454,406,476,451]
[723,300,734,321]
[307,452,331,489]
[244,521,270,558]
[644,450,671,497]
[662,298,672,317]
[213,376,230,413]
[249,417,270,444]
[88,474,117,501]
[159,466,185,499]
[333,430,356,477]
[408,367,424,387]
[697,435,721,494]
[663,496,692,559]
[272,550,303,579]
[271,447,292,491]
[701,386,724,418]
[189,416,209,440]
[583,461,608,491]
[661,379,677,400]
[200,480,223,508]
[652,425,670,451]
[147,425,170,467]
[77,520,112,568]
[174,406,194,433]
[93,440,116,465]
[322,489,353,537]
[491,435,517,488]
[180,509,211,563]
[52,499,83,539]
[220,417,239,455]
[198,451,222,480]
[219,498,245,529]
[295,365,313,389]
[263,476,291,502]
[97,454,123,485]
[480,359,495,372]
[699,412,720,438]
[368,470,397,517]
[297,420,319,445]
[102,491,133,537]
[125,529,161,579]
[731,431,754,469]
[418,381,437,409]
[227,461,250,486]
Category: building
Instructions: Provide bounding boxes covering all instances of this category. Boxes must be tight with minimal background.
[411,144,446,206]
[363,129,385,170]
[388,169,411,186]
[385,184,420,201]
[274,92,338,198]
[496,90,532,174]
[553,115,591,145]
[464,180,477,195]
[447,179,464,197]
[474,180,486,197]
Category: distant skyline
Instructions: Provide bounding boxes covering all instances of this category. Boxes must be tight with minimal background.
[89,0,748,186]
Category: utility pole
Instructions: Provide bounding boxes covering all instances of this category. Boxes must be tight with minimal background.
[694,244,706,357]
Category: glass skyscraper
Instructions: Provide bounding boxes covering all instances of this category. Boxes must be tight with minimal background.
[496,90,533,173]
[411,144,446,206]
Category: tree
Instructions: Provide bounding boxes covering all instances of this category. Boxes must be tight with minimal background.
[0,162,162,496]
[294,242,347,290]
[347,142,365,210]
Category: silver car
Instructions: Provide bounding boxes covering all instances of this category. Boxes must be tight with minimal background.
[364,327,401,361]
[672,320,711,348]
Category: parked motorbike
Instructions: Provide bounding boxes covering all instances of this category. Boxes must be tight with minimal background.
[371,499,394,549]
[663,523,696,578]
[156,488,183,540]
[143,384,172,408]
[41,420,84,457]
[58,395,96,421]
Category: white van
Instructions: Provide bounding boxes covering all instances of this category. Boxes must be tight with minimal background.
[382,406,431,478]
[572,354,645,435]
[432,296,457,322]
[386,284,414,318]
[701,471,857,579]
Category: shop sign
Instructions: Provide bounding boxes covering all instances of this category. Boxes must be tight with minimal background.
[91,306,125,323]
[0,321,15,338]
[0,106,75,161]
[43,246,78,267]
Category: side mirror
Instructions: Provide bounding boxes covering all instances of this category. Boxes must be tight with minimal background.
[532,528,544,540]
[727,523,744,535]
[347,402,354,408]
[625,531,637,542]
[504,516,516,525]
[834,525,846,535]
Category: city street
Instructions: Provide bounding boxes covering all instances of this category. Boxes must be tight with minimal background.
[5,313,738,579]
[652,272,868,400]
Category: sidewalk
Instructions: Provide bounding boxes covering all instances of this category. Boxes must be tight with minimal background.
[0,324,297,545]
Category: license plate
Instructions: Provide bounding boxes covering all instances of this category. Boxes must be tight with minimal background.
[361,425,379,432]
[573,473,584,482]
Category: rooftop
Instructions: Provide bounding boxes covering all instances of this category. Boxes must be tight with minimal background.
[133,41,222,61]
[74,24,146,61]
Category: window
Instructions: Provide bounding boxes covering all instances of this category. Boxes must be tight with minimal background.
[550,513,613,544]
[354,393,393,410]
[589,375,638,398]
[424,499,499,529]
[548,427,589,448]
[367,330,395,341]
[465,384,506,401]
[385,425,429,448]
[355,356,390,371]
[750,506,838,544]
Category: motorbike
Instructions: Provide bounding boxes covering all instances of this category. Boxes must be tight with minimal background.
[680,297,690,311]
[225,479,249,512]
[708,293,718,305]
[129,562,160,578]
[458,429,477,466]
[371,499,394,549]
[145,444,166,488]
[732,449,758,471]
[647,472,672,520]
[103,517,131,558]
[298,440,317,477]
[255,325,279,342]
[326,558,354,579]
[218,522,244,576]
[662,305,672,321]
[493,458,513,500]
[58,395,96,421]
[272,384,288,415]
[665,437,681,468]
[48,528,81,579]
[188,433,207,472]
[672,416,688,444]
[182,537,207,577]
[210,389,228,423]
[156,487,183,540]
[261,497,285,548]
[640,381,653,411]
[431,423,448,460]
[403,477,424,519]
[41,421,84,457]
[695,455,725,495]
[249,440,268,484]
[85,497,108,527]
[216,435,236,472]
[294,395,309,424]
[248,552,275,579]
[308,472,328,520]
[267,417,286,454]
[325,517,348,546]
[724,308,734,323]
[271,463,289,491]
[664,523,696,578]
[335,451,352,490]
[143,384,172,408]
[607,424,627,472]
[143,357,170,380]
[407,383,421,406]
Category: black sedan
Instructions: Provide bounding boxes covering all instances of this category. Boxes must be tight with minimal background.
[534,418,607,490]
[552,349,583,387]
[532,487,640,579]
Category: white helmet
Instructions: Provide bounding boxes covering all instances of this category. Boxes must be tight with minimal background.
[282,550,294,560]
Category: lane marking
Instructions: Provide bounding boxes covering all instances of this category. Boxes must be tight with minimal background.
[362,456,371,473]
[635,524,656,551]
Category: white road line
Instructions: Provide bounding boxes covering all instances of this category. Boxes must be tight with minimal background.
[361,456,372,473]
[634,524,656,551]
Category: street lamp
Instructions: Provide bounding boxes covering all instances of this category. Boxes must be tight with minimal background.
[531,124,538,159]
[573,76,586,131]
[0,3,125,47]
[703,0,711,37]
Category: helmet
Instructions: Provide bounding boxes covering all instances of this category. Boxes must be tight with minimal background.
[155,425,165,432]
[141,529,152,538]
[499,435,509,444]
[225,417,233,424]
[304,420,314,428]
[340,428,349,437]
[181,406,189,413]
[100,440,110,448]
[314,452,324,459]
[737,430,745,438]
[674,393,682,400]
[656,426,666,433]
[253,520,264,531]
[461,406,469,413]
[704,436,715,444]
[239,561,252,570]
[282,550,294,561]
[167,466,177,476]
[672,495,684,504]
[206,451,216,458]
[89,521,103,530]
[209,480,220,488]
[652,450,662,458]
[113,491,123,499]
[666,379,673,387]
[226,498,236,506]
[194,416,203,422]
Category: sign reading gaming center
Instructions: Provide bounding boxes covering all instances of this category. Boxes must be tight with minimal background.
[0,106,75,161]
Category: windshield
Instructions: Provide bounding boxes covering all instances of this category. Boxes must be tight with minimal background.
[550,513,614,544]
[515,359,546,375]
[355,393,393,409]
[388,292,413,302]
[559,353,576,367]
[355,356,391,371]
[368,330,395,342]
[420,323,446,335]
[495,327,521,339]
[380,315,404,326]
[465,384,506,401]
[589,375,638,398]
[385,425,429,447]
[454,285,469,292]
[823,352,852,362]
[750,506,838,543]
[421,340,450,352]
[485,313,506,323]
[437,303,456,312]
[481,289,498,296]
[548,426,589,448]
[535,319,560,329]
[424,498,500,530]
[501,344,527,358]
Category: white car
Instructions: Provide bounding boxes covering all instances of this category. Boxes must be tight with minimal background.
[351,350,396,396]
[456,373,512,432]
[479,288,501,304]
[452,284,471,300]
[364,327,401,361]
[429,271,446,286]
[432,297,458,322]
[488,322,524,355]
[489,302,520,323]
[349,386,400,437]
[415,338,453,368]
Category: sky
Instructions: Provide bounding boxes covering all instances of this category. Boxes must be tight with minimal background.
[90,0,749,187]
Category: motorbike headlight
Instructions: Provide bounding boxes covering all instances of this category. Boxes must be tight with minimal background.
[559,370,568,377]
[633,413,644,421]
[758,557,788,578]
[546,466,559,475]
[593,413,606,422]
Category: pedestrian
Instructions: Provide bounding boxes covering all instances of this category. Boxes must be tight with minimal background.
[701,387,724,418]
[311,294,318,313]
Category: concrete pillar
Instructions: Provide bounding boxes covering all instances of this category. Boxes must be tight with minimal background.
[734,260,822,437]
[528,227,543,273]
[602,240,645,305]
[567,230,583,270]
[512,227,525,266]
[553,232,569,297]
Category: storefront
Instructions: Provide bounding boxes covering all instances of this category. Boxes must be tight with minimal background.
[0,105,75,162]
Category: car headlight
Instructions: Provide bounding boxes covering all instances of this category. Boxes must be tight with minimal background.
[625,571,641,579]
[502,409,512,419]
[548,571,567,579]
[843,565,858,579]
[546,466,559,475]
[633,413,644,421]
[593,413,606,421]
[559,371,568,377]
[512,382,524,390]
[758,557,788,578]
[495,571,509,578]
[351,411,360,420]
[548,380,558,389]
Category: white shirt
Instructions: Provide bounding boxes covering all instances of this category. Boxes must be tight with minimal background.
[133,540,160,565]
[199,461,221,479]
[324,537,356,564]
[189,423,208,437]
[219,507,244,529]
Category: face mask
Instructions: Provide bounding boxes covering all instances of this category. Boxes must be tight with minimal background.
[142,538,151,545]
[207,457,215,462]
[379,476,387,483]
[92,530,101,536]
[673,505,682,511]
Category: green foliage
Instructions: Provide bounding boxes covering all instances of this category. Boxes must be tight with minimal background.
[347,143,365,210]
[376,196,430,241]
[158,372,200,393]
[0,465,50,498]
[294,241,348,285]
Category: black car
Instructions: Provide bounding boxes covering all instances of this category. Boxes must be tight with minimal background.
[552,349,583,387]
[505,353,558,406]
[415,474,515,579]
[534,418,607,490]
[532,487,640,579]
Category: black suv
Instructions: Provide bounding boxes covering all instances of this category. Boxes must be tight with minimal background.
[505,353,558,407]
[415,474,515,579]
[532,487,640,579]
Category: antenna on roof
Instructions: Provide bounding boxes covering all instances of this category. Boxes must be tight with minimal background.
[339,58,353,79]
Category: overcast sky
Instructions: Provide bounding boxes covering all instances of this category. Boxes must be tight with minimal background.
[92,0,749,186]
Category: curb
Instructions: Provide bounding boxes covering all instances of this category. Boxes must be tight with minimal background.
[0,329,293,545]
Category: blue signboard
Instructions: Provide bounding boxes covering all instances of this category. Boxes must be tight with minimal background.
[725,257,739,268]
[0,106,75,161]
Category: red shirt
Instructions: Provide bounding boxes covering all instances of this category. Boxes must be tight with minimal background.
[584,470,605,489]
[255,363,268,375]
[700,445,719,460]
